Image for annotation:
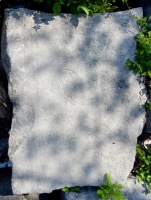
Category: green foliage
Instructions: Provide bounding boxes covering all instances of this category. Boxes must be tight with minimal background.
[53,2,61,14]
[34,0,119,15]
[35,0,43,2]
[96,173,126,200]
[146,101,151,111]
[62,174,126,199]
[125,16,151,78]
[62,186,80,192]
[136,144,151,193]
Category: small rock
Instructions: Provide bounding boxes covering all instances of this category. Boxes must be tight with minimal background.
[23,194,40,200]
[144,139,151,149]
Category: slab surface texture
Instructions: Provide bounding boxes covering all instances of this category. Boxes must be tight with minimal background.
[1,8,146,194]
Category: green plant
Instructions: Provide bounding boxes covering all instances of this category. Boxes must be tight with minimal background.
[136,144,151,193]
[96,173,126,200]
[146,101,151,111]
[34,0,120,15]
[121,0,130,9]
[62,186,80,192]
[125,16,151,78]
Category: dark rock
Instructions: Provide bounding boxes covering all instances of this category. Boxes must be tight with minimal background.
[0,118,9,140]
[137,0,151,17]
[0,78,8,119]
[0,168,12,195]
[0,138,8,157]
[143,111,151,133]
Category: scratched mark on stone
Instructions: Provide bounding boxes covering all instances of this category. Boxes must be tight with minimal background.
[59,69,85,104]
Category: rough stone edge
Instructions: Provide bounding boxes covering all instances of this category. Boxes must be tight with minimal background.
[1,9,11,81]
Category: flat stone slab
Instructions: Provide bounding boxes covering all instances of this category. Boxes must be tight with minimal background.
[2,8,146,194]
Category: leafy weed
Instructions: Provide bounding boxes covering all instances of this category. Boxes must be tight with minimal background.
[96,173,126,200]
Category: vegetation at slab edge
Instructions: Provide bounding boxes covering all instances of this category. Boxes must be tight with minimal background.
[125,16,151,78]
[62,173,126,200]
[34,0,128,15]
[136,144,151,193]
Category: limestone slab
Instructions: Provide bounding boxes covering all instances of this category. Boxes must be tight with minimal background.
[1,8,146,194]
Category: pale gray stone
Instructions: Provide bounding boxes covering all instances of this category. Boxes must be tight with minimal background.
[1,8,146,194]
[123,177,151,200]
[61,187,99,200]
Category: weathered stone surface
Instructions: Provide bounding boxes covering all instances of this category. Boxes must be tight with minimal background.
[1,8,146,194]
[61,187,99,200]
[123,177,151,200]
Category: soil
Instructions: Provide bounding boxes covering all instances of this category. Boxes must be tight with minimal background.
[0,0,150,193]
